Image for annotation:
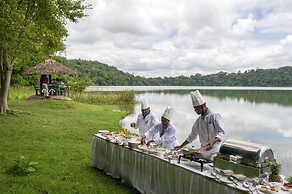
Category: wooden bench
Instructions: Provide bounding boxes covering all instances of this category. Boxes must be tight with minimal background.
[33,83,41,96]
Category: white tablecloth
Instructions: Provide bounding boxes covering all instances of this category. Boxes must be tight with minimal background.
[92,135,250,194]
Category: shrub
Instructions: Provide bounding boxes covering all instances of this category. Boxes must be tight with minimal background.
[6,155,38,176]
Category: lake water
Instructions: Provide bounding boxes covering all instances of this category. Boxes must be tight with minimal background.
[88,86,292,177]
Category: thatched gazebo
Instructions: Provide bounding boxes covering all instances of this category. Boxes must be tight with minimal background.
[25,56,75,81]
[25,56,75,96]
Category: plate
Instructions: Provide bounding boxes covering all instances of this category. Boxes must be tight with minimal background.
[255,185,279,194]
[156,147,167,152]
[138,145,148,151]
[282,186,292,191]
[220,169,234,176]
[268,182,282,191]
[220,177,233,184]
[256,185,268,192]
[231,174,247,181]
[148,149,157,154]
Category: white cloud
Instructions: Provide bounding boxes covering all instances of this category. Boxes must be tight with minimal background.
[63,0,292,78]
[232,14,256,35]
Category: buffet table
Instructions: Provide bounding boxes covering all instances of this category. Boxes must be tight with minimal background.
[91,134,256,194]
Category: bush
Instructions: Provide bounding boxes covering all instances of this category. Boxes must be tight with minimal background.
[6,155,38,176]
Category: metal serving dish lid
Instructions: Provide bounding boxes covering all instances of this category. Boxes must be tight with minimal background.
[217,139,274,167]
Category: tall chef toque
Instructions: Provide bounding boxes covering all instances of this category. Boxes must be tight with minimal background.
[162,106,174,120]
[141,97,150,109]
[190,90,206,107]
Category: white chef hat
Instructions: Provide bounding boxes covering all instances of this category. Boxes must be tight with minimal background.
[162,106,174,120]
[141,97,150,109]
[190,90,206,107]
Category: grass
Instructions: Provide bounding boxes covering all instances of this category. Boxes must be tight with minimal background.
[0,87,139,194]
[70,91,136,113]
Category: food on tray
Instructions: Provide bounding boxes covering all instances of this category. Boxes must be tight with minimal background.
[138,144,148,151]
[282,181,292,191]
[106,134,113,140]
[256,183,282,193]
[123,134,132,139]
[220,169,234,176]
[283,183,292,189]
[282,185,292,192]
[256,185,268,192]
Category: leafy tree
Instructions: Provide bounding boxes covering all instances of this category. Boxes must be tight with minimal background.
[0,0,89,113]
[67,74,93,97]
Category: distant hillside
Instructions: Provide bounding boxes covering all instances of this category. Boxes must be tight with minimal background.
[57,57,292,87]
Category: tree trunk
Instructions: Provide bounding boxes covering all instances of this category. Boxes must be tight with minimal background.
[0,48,14,113]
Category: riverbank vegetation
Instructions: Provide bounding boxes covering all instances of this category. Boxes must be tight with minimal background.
[0,88,138,194]
[13,57,292,88]
[54,57,292,87]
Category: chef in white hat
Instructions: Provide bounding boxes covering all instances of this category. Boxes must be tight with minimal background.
[142,106,179,149]
[174,90,225,158]
[130,97,159,135]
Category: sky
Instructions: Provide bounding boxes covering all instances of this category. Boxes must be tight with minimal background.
[63,0,292,77]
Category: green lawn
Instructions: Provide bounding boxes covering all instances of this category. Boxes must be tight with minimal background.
[0,98,139,194]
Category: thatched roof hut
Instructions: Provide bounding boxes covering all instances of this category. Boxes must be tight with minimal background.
[25,56,75,75]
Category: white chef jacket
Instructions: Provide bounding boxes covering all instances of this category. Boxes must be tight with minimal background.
[186,109,225,154]
[134,112,159,135]
[144,122,179,149]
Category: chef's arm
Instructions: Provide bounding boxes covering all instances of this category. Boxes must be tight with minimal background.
[206,137,220,150]
[174,140,190,150]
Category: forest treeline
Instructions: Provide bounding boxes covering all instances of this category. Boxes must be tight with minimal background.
[14,57,292,87]
[56,57,292,87]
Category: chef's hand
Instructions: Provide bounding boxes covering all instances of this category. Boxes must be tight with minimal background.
[130,123,136,128]
[206,138,220,150]
[146,140,154,147]
[204,143,212,150]
[141,136,146,144]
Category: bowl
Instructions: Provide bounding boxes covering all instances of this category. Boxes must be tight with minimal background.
[268,182,282,192]
[99,130,109,136]
[128,140,140,149]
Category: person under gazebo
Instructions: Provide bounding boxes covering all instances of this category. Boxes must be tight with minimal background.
[40,74,50,98]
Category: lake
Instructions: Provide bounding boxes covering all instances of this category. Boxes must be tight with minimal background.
[88,86,292,177]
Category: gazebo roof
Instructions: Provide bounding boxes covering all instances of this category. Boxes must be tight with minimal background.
[25,56,75,75]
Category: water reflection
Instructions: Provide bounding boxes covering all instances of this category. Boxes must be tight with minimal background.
[117,88,292,176]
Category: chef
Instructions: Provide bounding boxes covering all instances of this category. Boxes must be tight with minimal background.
[142,106,179,149]
[174,90,225,158]
[130,97,159,136]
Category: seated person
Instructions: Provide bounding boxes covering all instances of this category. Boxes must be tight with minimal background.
[57,78,65,85]
[142,106,179,149]
[49,79,59,95]
[52,78,58,86]
[57,78,67,95]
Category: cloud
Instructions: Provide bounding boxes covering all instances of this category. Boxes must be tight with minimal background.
[63,0,292,77]
[232,14,256,35]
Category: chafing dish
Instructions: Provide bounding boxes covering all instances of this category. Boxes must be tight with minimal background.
[214,139,275,178]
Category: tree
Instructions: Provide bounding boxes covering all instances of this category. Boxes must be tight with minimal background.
[0,0,89,113]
